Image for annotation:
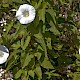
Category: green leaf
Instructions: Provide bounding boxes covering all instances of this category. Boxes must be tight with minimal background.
[21,38,24,49]
[46,8,56,24]
[45,71,60,79]
[35,66,42,79]
[2,0,12,3]
[34,52,42,60]
[35,0,42,9]
[6,50,20,71]
[21,52,26,66]
[2,4,9,7]
[34,32,47,58]
[28,70,34,78]
[59,0,63,4]
[41,58,54,69]
[77,36,80,40]
[53,44,63,50]
[46,37,52,50]
[15,24,26,38]
[73,72,80,80]
[38,8,45,23]
[59,0,65,4]
[23,70,28,76]
[77,21,80,26]
[45,72,51,79]
[14,69,22,79]
[37,45,44,51]
[49,20,60,35]
[23,35,31,50]
[27,0,30,3]
[76,54,80,60]
[52,73,60,76]
[21,70,28,80]
[6,22,14,34]
[68,0,72,5]
[11,41,21,49]
[22,54,34,69]
[71,26,77,34]
[38,2,47,23]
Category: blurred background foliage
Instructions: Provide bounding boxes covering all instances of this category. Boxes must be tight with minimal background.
[0,0,80,80]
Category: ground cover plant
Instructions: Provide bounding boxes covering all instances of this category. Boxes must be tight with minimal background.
[0,0,80,80]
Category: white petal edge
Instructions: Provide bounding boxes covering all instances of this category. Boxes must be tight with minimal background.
[79,48,80,54]
[0,52,9,64]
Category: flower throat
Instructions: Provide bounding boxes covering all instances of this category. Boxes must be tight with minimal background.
[23,11,29,17]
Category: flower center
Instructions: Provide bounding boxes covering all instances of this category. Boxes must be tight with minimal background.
[0,51,4,57]
[23,11,29,17]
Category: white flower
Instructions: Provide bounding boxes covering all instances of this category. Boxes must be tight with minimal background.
[0,45,9,64]
[16,4,36,24]
[79,48,80,54]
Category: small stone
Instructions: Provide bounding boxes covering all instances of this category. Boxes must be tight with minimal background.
[1,24,3,26]
[0,73,2,77]
[1,71,5,74]
[3,29,6,32]
[0,68,3,72]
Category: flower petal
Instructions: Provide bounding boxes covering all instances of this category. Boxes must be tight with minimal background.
[0,52,9,64]
[0,45,9,64]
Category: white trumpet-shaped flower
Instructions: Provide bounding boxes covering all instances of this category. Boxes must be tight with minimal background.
[0,45,9,64]
[16,4,36,24]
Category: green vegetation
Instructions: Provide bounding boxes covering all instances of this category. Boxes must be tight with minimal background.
[0,0,80,80]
